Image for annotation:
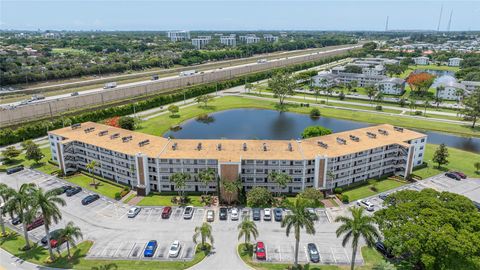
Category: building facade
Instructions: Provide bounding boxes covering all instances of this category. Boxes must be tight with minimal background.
[413,56,430,65]
[376,78,406,95]
[220,36,236,46]
[436,82,467,100]
[49,123,426,196]
[191,37,210,49]
[167,31,190,42]
[448,57,463,67]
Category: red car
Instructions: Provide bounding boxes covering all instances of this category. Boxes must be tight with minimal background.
[27,217,44,231]
[50,237,65,248]
[255,241,266,260]
[453,172,467,179]
[162,207,172,219]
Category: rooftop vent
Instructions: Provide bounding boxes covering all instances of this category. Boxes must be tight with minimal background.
[262,143,268,151]
[138,139,150,147]
[217,143,222,151]
[172,142,178,150]
[71,123,81,130]
[366,132,377,139]
[122,136,132,143]
[349,135,360,142]
[336,137,347,145]
[84,127,95,133]
[242,143,247,151]
[287,143,293,152]
[378,129,389,135]
[317,141,328,148]
[394,126,404,132]
[98,130,108,136]
[110,133,120,139]
[197,142,202,151]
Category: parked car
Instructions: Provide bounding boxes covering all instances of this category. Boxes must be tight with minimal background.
[162,207,172,219]
[453,171,467,179]
[66,186,82,197]
[81,194,100,205]
[357,200,375,212]
[41,229,62,245]
[219,207,228,220]
[263,208,272,221]
[307,243,320,263]
[11,216,22,225]
[255,241,266,260]
[168,240,181,258]
[445,172,461,181]
[71,92,79,96]
[252,208,261,221]
[6,165,24,175]
[231,208,239,221]
[127,207,141,218]
[378,193,388,201]
[306,208,318,220]
[375,242,394,258]
[206,210,214,222]
[27,216,44,231]
[56,185,73,194]
[144,240,158,257]
[274,208,283,222]
[183,206,194,219]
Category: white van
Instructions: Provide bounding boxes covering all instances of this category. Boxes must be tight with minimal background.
[357,200,375,212]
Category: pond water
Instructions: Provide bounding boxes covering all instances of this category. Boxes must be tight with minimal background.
[163,109,480,153]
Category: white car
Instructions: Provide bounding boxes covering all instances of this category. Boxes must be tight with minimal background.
[231,208,239,221]
[263,208,272,221]
[206,210,214,222]
[183,206,194,219]
[357,200,375,212]
[127,207,141,218]
[168,240,181,257]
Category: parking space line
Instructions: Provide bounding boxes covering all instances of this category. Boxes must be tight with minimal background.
[330,247,337,264]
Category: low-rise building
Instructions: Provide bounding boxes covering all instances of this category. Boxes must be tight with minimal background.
[192,37,210,49]
[376,78,406,95]
[413,56,430,65]
[263,34,278,42]
[461,81,480,92]
[167,30,190,42]
[448,57,463,67]
[436,81,467,100]
[312,73,339,88]
[220,36,236,46]
[240,34,260,44]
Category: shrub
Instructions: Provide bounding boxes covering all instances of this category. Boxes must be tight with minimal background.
[114,192,121,200]
[334,187,343,194]
[246,187,273,208]
[301,126,333,139]
[341,194,349,203]
[309,108,321,118]
[415,110,423,115]
[375,105,382,111]
[118,116,136,130]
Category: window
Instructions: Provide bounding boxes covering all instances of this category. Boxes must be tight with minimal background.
[421,138,425,143]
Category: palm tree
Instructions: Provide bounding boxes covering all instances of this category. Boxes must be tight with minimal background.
[422,96,431,116]
[59,221,83,258]
[86,160,97,187]
[281,198,316,267]
[335,207,380,270]
[30,186,66,260]
[170,172,190,198]
[313,86,321,103]
[237,217,259,245]
[220,179,240,205]
[0,183,14,236]
[365,86,377,104]
[325,87,333,105]
[198,168,216,195]
[193,222,214,250]
[267,171,292,197]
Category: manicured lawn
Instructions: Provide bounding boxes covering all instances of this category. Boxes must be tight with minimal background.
[0,147,58,174]
[123,193,136,203]
[342,179,407,202]
[137,194,204,207]
[413,144,480,179]
[63,173,124,199]
[0,228,48,266]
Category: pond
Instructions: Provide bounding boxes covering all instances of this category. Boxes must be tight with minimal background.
[163,109,480,153]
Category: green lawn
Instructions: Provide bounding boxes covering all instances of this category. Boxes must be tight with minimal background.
[63,173,124,199]
[137,194,204,207]
[342,179,407,202]
[413,144,480,179]
[0,147,58,174]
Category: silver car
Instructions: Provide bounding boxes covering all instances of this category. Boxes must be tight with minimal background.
[127,207,141,218]
[183,206,194,219]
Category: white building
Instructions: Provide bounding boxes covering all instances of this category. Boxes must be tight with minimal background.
[448,57,463,67]
[220,36,236,46]
[263,34,278,42]
[436,82,467,101]
[413,56,430,65]
[461,81,480,92]
[312,73,339,88]
[191,38,210,49]
[167,30,190,42]
[376,78,406,95]
[240,34,260,44]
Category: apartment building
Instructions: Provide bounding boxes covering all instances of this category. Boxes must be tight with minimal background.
[220,36,236,46]
[263,34,279,42]
[239,34,260,44]
[461,81,480,92]
[436,81,467,100]
[167,30,190,42]
[376,78,406,95]
[413,56,430,65]
[192,37,211,49]
[448,57,463,67]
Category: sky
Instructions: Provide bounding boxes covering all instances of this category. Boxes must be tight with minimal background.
[1,0,480,31]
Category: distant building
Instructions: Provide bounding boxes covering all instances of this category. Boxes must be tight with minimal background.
[167,30,190,42]
[240,34,260,44]
[413,56,430,65]
[448,57,463,67]
[191,37,210,49]
[220,36,236,46]
[312,73,339,88]
[376,78,406,95]
[42,32,61,39]
[461,81,480,92]
[263,34,278,42]
[436,81,467,100]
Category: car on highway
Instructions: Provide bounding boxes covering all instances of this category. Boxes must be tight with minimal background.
[375,242,394,258]
[307,243,320,263]
[231,208,239,221]
[127,207,141,218]
[66,186,82,197]
[206,210,214,222]
[168,240,181,258]
[263,208,272,221]
[81,194,100,205]
[162,207,172,219]
[453,171,467,179]
[255,241,266,260]
[274,208,283,222]
[252,208,261,221]
[144,240,158,257]
[445,172,461,181]
[219,207,228,220]
[183,206,194,219]
[27,216,44,231]
[357,200,375,212]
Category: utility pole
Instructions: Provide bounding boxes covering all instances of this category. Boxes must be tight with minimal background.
[447,10,453,32]
[436,4,443,31]
[385,16,389,32]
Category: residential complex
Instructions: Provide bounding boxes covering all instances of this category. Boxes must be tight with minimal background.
[413,56,430,65]
[448,57,463,67]
[48,122,426,196]
[192,36,211,49]
[167,30,191,42]
[220,36,236,46]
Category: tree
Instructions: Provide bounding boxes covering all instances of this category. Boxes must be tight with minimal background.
[462,88,480,128]
[298,188,324,208]
[1,146,21,163]
[237,217,259,245]
[221,179,240,205]
[195,95,214,107]
[301,126,333,139]
[0,184,14,237]
[374,91,384,105]
[365,86,377,103]
[168,105,179,116]
[372,261,397,270]
[20,140,35,152]
[25,143,44,164]
[193,222,214,250]
[86,160,98,187]
[268,72,296,105]
[435,85,444,108]
[118,116,135,130]
[170,172,190,198]
[374,189,480,269]
[59,221,83,258]
[344,65,363,74]
[309,108,321,118]
[313,86,322,102]
[244,83,253,93]
[362,42,378,52]
[335,207,380,270]
[475,161,480,173]
[246,187,273,208]
[432,143,449,168]
[281,198,316,267]
[30,186,66,260]
[422,96,431,116]
[325,87,334,105]
[406,73,435,96]
[198,168,216,195]
[267,172,292,197]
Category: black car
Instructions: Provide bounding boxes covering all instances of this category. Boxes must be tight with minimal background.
[472,201,480,212]
[378,193,388,201]
[219,207,228,220]
[66,186,82,197]
[6,165,24,175]
[12,216,22,225]
[307,243,320,263]
[58,185,73,194]
[81,194,100,205]
[274,208,283,222]
[375,242,394,259]
[41,229,62,245]
[252,208,261,221]
[445,172,461,181]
